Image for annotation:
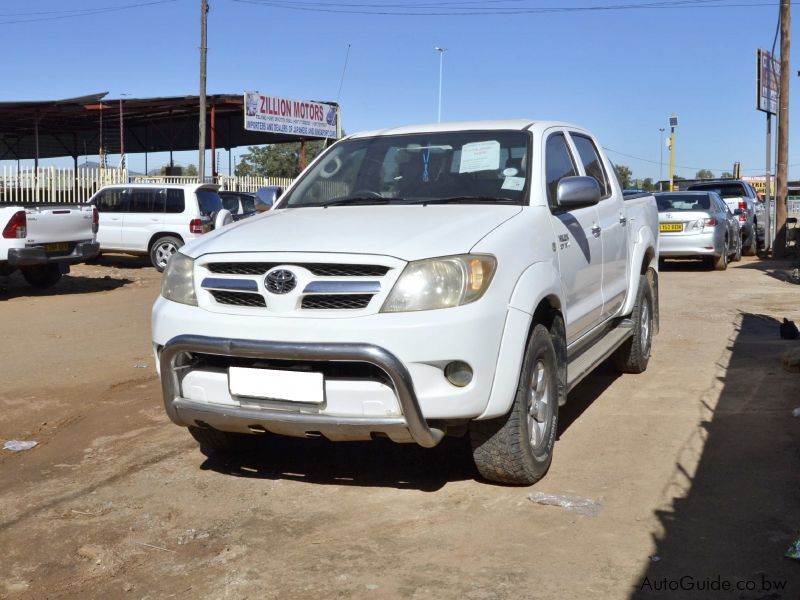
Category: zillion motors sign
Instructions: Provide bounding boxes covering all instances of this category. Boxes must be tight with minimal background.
[244,92,338,139]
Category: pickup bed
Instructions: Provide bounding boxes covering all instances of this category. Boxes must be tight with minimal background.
[152,120,660,485]
[0,204,99,288]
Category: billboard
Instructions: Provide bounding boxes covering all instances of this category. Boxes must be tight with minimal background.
[244,92,338,139]
[742,175,775,197]
[757,48,779,115]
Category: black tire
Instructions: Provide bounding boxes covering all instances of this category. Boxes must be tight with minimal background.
[187,426,249,453]
[743,226,757,256]
[149,235,183,272]
[469,324,559,485]
[613,274,654,374]
[21,264,62,289]
[731,234,742,262]
[713,238,728,271]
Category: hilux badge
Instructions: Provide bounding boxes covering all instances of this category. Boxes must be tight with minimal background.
[265,269,297,294]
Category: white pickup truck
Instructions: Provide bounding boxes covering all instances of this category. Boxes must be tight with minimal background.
[0,204,99,288]
[152,120,660,485]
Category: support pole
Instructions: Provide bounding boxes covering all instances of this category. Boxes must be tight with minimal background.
[198,0,209,184]
[765,114,773,252]
[775,0,791,258]
[119,98,125,169]
[669,127,675,192]
[210,103,216,179]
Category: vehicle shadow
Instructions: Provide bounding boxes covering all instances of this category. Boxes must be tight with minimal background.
[558,360,620,437]
[199,434,477,492]
[658,259,713,272]
[91,253,153,270]
[630,313,800,599]
[0,271,133,299]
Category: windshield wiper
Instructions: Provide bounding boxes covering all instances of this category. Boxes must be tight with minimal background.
[314,196,398,207]
[405,196,519,205]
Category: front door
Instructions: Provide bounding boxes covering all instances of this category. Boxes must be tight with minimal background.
[545,131,603,343]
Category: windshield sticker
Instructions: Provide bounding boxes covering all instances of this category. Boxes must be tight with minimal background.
[501,176,525,191]
[459,141,501,173]
[503,167,518,177]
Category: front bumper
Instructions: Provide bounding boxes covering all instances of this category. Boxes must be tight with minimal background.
[7,241,99,266]
[159,334,445,447]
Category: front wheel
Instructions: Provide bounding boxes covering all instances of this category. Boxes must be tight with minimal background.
[21,264,63,288]
[613,273,654,374]
[469,324,559,485]
[149,235,183,272]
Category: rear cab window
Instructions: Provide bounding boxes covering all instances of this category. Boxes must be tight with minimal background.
[569,134,610,198]
[687,182,746,199]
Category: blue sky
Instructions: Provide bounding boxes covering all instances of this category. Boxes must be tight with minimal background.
[1,0,796,180]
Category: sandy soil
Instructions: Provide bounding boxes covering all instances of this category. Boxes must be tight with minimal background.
[1,254,799,599]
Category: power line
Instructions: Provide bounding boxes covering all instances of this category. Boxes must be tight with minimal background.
[0,0,177,25]
[231,0,785,16]
[603,147,775,173]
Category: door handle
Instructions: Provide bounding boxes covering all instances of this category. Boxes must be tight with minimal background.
[591,225,602,238]
[619,217,627,226]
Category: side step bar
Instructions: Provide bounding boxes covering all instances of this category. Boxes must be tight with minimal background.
[566,320,633,392]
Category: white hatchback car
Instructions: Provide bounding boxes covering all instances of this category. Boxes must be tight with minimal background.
[88,183,224,270]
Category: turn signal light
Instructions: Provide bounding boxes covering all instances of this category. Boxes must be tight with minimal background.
[2,210,26,239]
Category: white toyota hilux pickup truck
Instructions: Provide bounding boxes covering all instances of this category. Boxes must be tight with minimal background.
[153,120,660,485]
[0,204,99,288]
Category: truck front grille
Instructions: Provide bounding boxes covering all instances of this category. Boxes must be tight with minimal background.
[208,262,390,277]
[210,290,267,307]
[301,294,373,310]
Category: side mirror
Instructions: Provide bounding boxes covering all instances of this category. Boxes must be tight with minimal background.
[556,176,601,208]
[255,186,283,212]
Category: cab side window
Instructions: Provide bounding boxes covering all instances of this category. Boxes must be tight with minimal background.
[545,133,577,207]
[570,134,610,198]
[95,189,128,213]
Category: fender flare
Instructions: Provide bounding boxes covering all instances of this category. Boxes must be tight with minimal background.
[620,225,658,318]
[478,261,564,420]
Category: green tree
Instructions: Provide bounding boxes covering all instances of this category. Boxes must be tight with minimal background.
[235,141,326,179]
[641,177,655,191]
[695,169,714,180]
[721,171,734,179]
[614,164,633,189]
[158,164,197,176]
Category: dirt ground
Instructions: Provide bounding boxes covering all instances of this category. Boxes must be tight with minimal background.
[1,254,799,600]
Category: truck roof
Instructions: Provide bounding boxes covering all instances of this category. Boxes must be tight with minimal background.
[348,119,580,139]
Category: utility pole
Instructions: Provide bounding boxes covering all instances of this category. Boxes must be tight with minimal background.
[118,98,125,170]
[775,0,790,258]
[659,128,665,183]
[198,0,209,184]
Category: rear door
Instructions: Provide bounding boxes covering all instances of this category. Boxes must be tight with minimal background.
[568,132,628,320]
[121,188,165,251]
[545,130,603,342]
[93,188,128,249]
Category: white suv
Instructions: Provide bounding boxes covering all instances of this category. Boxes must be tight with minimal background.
[88,183,224,270]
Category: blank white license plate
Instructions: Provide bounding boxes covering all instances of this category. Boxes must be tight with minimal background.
[228,367,324,403]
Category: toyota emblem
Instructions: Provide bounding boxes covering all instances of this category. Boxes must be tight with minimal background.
[265,269,297,294]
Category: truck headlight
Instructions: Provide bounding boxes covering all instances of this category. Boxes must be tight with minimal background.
[161,252,197,306]
[381,254,496,313]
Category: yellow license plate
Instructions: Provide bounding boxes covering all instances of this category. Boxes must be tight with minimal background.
[660,223,683,232]
[45,242,69,252]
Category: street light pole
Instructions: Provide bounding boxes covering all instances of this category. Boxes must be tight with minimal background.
[118,93,130,171]
[434,46,447,123]
[659,128,665,183]
[198,0,209,183]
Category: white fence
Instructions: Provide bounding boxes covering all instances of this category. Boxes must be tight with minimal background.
[0,167,295,204]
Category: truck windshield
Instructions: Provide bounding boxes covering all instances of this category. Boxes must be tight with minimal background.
[280,130,530,208]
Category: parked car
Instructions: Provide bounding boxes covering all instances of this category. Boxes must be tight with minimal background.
[685,180,761,255]
[152,120,660,485]
[87,183,224,271]
[0,204,99,288]
[655,191,741,270]
[219,191,257,221]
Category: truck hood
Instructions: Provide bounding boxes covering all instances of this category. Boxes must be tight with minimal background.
[183,205,523,261]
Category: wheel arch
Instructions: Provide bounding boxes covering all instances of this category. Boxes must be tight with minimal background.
[148,232,185,252]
